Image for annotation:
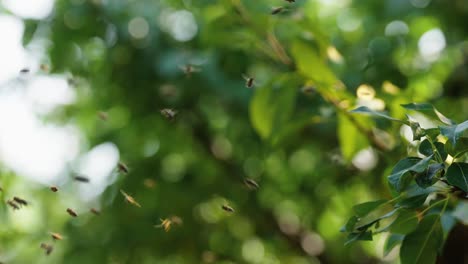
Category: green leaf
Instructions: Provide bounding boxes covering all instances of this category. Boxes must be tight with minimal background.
[445,137,468,158]
[345,231,373,246]
[418,140,447,161]
[388,155,434,192]
[249,74,301,141]
[384,234,404,256]
[390,210,419,234]
[445,162,468,192]
[397,194,429,209]
[342,215,359,232]
[353,199,387,217]
[401,103,455,125]
[350,106,407,124]
[415,163,445,188]
[291,40,338,86]
[337,113,369,161]
[409,121,425,141]
[400,215,443,264]
[440,120,468,147]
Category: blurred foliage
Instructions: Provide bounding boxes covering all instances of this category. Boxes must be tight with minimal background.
[1,0,468,263]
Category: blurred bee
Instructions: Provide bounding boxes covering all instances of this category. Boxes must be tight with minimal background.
[97,111,108,121]
[90,208,101,215]
[271,7,285,15]
[242,75,255,88]
[160,108,178,121]
[19,68,30,74]
[40,243,53,255]
[7,200,20,210]
[179,64,201,77]
[13,196,28,206]
[155,216,183,232]
[301,86,316,95]
[117,162,129,174]
[144,178,157,189]
[66,208,78,217]
[221,204,235,213]
[284,0,295,3]
[50,232,63,241]
[73,175,90,183]
[40,64,50,72]
[50,186,58,192]
[243,178,260,190]
[120,190,141,208]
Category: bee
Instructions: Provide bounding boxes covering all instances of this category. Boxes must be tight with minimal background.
[90,208,101,215]
[120,190,141,208]
[155,216,183,232]
[242,75,255,88]
[50,186,58,192]
[301,86,316,95]
[40,64,50,72]
[271,7,285,15]
[66,208,78,217]
[117,162,129,174]
[221,204,235,213]
[40,243,53,255]
[179,64,201,77]
[284,0,295,3]
[160,108,178,121]
[7,200,20,210]
[97,111,108,121]
[50,232,63,241]
[243,178,260,190]
[73,175,90,183]
[19,68,30,74]
[143,178,156,189]
[13,196,28,206]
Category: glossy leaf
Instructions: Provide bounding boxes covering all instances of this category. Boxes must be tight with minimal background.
[440,120,468,146]
[445,137,468,158]
[415,163,445,188]
[418,140,447,161]
[350,106,407,124]
[400,214,443,264]
[401,103,455,125]
[388,155,434,192]
[342,215,360,232]
[384,234,404,256]
[345,231,373,246]
[445,162,468,192]
[390,210,418,234]
[352,199,387,217]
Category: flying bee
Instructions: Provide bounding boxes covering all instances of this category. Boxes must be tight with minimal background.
[221,204,235,213]
[120,189,141,208]
[160,108,178,121]
[40,64,50,72]
[284,0,295,3]
[13,196,28,206]
[243,178,260,190]
[155,216,182,232]
[271,7,285,15]
[179,64,201,77]
[73,175,90,183]
[50,186,58,192]
[117,162,129,174]
[90,208,101,215]
[50,232,63,241]
[7,200,20,210]
[40,243,53,255]
[97,111,108,121]
[66,208,78,217]
[19,68,30,74]
[242,75,256,88]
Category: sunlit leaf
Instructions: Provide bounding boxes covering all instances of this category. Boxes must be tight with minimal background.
[337,113,369,161]
[401,103,455,125]
[353,199,387,217]
[400,214,443,264]
[350,106,407,124]
[389,210,418,234]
